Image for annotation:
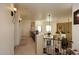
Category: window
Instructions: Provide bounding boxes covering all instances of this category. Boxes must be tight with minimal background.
[37,26,41,32]
[46,25,51,32]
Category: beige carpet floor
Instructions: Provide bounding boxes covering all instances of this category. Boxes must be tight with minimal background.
[14,36,36,55]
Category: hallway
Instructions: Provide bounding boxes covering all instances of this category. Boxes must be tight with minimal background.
[14,36,36,55]
[0,3,79,55]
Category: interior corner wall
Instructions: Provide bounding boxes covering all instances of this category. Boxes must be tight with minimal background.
[0,4,14,54]
[72,4,79,50]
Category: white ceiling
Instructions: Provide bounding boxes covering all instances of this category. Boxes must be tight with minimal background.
[15,3,72,20]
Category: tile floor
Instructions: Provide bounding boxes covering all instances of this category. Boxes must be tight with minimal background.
[14,36,36,55]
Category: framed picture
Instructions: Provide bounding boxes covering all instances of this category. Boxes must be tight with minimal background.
[74,9,79,24]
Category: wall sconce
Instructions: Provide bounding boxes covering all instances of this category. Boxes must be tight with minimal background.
[11,8,17,24]
[19,18,22,22]
[11,8,17,16]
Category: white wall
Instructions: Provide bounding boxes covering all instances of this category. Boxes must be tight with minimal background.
[0,4,14,54]
[20,19,34,37]
[72,4,79,50]
[14,11,21,46]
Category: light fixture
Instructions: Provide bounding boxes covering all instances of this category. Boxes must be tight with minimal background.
[19,17,22,22]
[46,13,51,36]
[46,25,51,32]
[48,13,51,25]
[14,8,17,11]
[11,8,17,16]
[11,7,17,24]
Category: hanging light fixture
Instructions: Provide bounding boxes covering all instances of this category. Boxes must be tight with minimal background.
[48,13,51,25]
[47,13,51,36]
